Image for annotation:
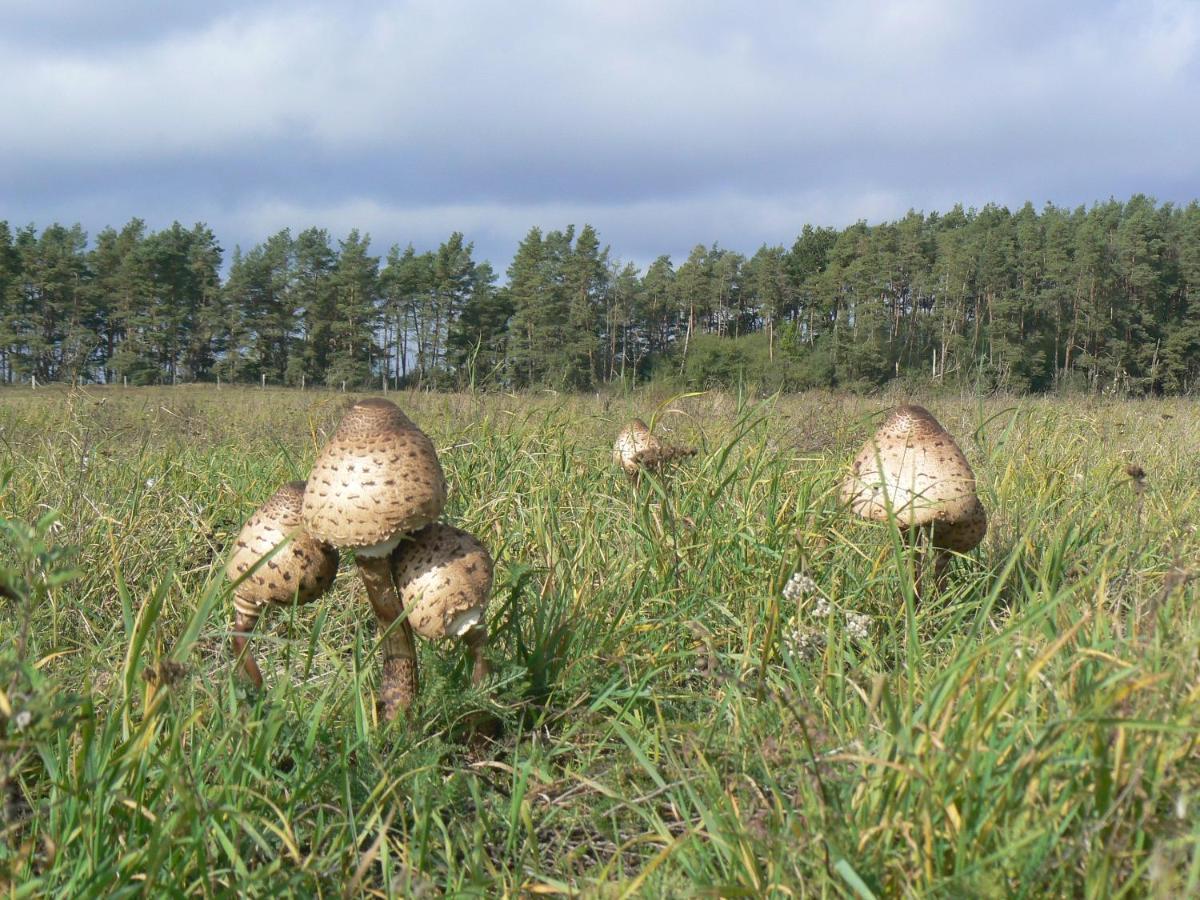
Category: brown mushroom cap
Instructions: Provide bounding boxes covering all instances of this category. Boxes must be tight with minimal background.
[840,405,979,528]
[390,524,493,641]
[226,481,339,610]
[632,444,697,471]
[613,418,663,475]
[301,398,447,553]
[930,496,988,554]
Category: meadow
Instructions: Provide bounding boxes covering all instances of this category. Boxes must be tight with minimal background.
[1,385,1198,897]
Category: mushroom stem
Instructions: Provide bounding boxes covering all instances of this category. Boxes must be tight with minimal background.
[904,526,929,601]
[357,554,419,720]
[933,549,953,590]
[232,597,264,689]
[463,624,491,686]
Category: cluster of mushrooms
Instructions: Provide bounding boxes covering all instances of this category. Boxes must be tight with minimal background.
[615,405,987,588]
[223,400,986,723]
[226,398,493,721]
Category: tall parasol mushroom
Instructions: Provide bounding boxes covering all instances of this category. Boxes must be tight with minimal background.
[841,405,986,589]
[613,418,695,482]
[302,398,447,720]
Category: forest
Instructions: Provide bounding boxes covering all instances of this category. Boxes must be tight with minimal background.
[1,194,1198,395]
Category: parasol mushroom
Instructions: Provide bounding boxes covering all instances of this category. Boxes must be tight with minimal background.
[225,481,339,687]
[613,418,695,482]
[390,523,494,686]
[302,398,446,720]
[841,404,986,589]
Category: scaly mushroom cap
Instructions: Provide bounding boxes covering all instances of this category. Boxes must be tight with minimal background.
[613,418,663,475]
[633,444,697,471]
[930,496,988,553]
[840,405,979,528]
[302,398,447,553]
[226,481,339,609]
[390,524,493,641]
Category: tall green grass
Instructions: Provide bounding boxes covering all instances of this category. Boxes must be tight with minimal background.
[1,385,1198,896]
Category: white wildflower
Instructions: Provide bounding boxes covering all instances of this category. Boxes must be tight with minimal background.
[845,612,871,641]
[782,572,817,602]
[145,478,156,489]
[811,597,832,619]
[14,710,32,732]
[786,624,825,661]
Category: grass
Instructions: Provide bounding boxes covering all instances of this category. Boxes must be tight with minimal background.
[1,384,1198,897]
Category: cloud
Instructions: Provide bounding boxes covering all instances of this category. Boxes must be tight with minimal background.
[221,187,913,267]
[1,0,1197,270]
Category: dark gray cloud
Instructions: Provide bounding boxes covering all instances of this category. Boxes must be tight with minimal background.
[1,0,1197,270]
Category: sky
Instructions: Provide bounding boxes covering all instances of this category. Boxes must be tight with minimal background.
[1,0,1198,272]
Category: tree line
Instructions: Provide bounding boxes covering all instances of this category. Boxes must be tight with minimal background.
[2,195,1198,395]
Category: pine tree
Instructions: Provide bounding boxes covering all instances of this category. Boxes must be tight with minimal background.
[560,224,608,389]
[98,220,157,384]
[640,255,676,358]
[1115,195,1168,390]
[786,224,837,347]
[429,232,479,385]
[1072,201,1121,390]
[892,210,935,373]
[290,228,337,386]
[380,244,434,384]
[0,222,18,382]
[1162,201,1200,392]
[673,245,711,370]
[447,260,507,387]
[605,260,641,383]
[327,230,380,388]
[181,223,224,381]
[134,221,223,382]
[221,230,293,383]
[505,227,549,388]
[8,223,90,383]
[1039,203,1076,386]
[746,245,790,360]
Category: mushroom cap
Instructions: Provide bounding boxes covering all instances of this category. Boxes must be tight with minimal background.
[840,405,979,528]
[302,398,447,550]
[613,418,663,475]
[390,524,493,641]
[632,444,697,472]
[930,496,988,553]
[226,481,339,608]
